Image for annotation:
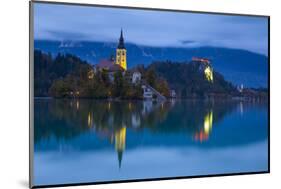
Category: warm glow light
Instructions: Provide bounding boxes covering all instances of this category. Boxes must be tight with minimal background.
[87,112,92,128]
[194,110,213,142]
[88,70,94,79]
[194,131,209,142]
[204,66,213,82]
[115,127,126,151]
[115,127,126,168]
[204,110,213,134]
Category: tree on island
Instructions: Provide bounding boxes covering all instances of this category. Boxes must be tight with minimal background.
[145,69,157,87]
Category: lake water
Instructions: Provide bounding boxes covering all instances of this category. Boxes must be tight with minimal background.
[33,99,268,186]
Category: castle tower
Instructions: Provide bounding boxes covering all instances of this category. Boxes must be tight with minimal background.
[116,29,127,70]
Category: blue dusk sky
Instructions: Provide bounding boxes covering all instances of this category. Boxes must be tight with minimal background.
[34,3,268,55]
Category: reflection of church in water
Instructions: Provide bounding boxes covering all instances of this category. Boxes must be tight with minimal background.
[115,127,126,168]
[97,100,168,169]
[87,110,127,169]
[111,100,156,169]
[86,100,215,168]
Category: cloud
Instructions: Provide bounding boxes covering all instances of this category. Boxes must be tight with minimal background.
[45,30,89,41]
[33,2,268,55]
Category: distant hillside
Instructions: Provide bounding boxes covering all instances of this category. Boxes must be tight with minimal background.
[35,40,268,88]
[147,61,236,98]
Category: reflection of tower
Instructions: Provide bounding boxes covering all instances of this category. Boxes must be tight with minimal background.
[115,127,126,168]
[194,110,213,142]
[116,29,127,70]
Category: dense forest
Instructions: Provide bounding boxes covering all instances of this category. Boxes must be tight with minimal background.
[34,50,92,96]
[147,61,236,98]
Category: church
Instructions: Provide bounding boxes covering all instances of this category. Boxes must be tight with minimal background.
[95,29,142,84]
[96,29,127,71]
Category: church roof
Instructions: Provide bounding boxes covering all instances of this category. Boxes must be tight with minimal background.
[109,64,125,72]
[96,59,114,69]
[96,59,124,72]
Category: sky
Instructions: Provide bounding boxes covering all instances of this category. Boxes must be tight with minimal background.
[33,3,268,55]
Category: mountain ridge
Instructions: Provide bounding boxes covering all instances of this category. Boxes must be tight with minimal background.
[34,40,268,88]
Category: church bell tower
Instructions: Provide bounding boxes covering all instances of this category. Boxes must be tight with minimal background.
[116,29,127,70]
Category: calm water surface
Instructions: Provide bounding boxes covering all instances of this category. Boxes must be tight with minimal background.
[33,99,268,186]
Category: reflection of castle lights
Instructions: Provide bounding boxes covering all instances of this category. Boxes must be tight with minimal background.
[194,110,213,142]
[115,127,126,168]
[204,111,213,134]
[204,66,213,82]
[108,102,111,110]
[87,112,92,128]
[194,131,209,142]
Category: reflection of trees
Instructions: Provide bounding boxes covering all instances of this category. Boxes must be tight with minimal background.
[34,99,90,142]
[34,100,169,143]
[35,99,256,168]
[35,99,240,143]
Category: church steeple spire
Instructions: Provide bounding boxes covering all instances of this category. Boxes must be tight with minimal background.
[117,29,125,49]
[120,28,123,39]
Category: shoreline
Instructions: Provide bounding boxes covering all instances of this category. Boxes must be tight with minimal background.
[34,96,268,102]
